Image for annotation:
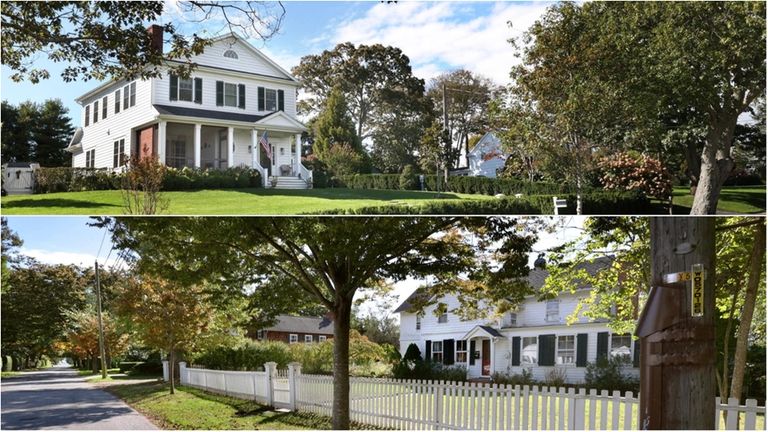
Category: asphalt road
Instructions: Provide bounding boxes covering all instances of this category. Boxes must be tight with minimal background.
[1,367,157,430]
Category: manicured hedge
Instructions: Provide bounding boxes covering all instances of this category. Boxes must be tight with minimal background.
[335,174,584,196]
[308,191,650,215]
[32,166,262,194]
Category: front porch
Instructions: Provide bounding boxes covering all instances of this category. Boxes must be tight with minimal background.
[138,112,311,189]
[462,325,503,379]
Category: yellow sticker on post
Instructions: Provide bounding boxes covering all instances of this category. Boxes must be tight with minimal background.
[691,263,704,317]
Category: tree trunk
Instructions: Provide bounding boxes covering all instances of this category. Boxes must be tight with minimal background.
[331,297,353,430]
[690,121,735,214]
[169,349,175,395]
[642,217,716,430]
[92,356,98,373]
[728,222,765,405]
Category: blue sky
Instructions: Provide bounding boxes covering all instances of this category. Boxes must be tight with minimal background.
[4,215,585,316]
[0,1,552,127]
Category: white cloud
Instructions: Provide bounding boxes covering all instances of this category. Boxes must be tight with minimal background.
[21,248,98,267]
[328,1,551,85]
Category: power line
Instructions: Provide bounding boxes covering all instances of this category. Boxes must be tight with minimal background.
[95,228,108,262]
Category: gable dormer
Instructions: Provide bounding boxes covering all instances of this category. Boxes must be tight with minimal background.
[188,34,297,82]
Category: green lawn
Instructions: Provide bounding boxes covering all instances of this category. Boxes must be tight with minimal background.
[671,185,766,214]
[0,371,20,379]
[105,381,375,430]
[1,188,492,215]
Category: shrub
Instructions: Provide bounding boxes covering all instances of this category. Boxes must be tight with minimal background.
[492,368,535,386]
[129,361,163,376]
[402,343,422,361]
[194,340,294,371]
[598,152,673,201]
[118,361,142,373]
[723,169,765,186]
[303,155,331,188]
[34,167,121,193]
[399,165,419,190]
[584,356,640,393]
[121,157,168,215]
[543,367,568,387]
[3,356,12,372]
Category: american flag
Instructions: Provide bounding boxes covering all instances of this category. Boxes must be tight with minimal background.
[259,131,272,160]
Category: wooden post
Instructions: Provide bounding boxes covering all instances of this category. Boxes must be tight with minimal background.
[639,217,716,429]
[265,361,276,407]
[94,261,107,379]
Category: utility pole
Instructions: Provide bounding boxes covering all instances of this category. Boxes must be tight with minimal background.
[94,261,108,379]
[442,83,450,183]
[637,217,716,429]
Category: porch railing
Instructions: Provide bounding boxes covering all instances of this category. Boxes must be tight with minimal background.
[298,163,313,187]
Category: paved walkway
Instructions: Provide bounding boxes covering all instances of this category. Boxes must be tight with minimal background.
[1,367,156,430]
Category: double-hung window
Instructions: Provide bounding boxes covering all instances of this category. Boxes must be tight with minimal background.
[546,299,560,322]
[456,340,468,363]
[113,139,126,168]
[522,336,538,365]
[438,313,448,323]
[216,81,245,108]
[123,82,136,109]
[93,100,99,123]
[85,105,90,127]
[114,89,121,113]
[170,75,202,103]
[556,335,575,365]
[318,335,327,342]
[610,333,632,362]
[289,334,298,344]
[256,330,264,340]
[416,315,421,330]
[102,96,108,119]
[264,88,277,111]
[85,149,96,168]
[431,341,443,363]
[305,335,313,343]
[225,83,238,106]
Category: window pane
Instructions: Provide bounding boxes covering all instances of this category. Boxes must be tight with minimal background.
[522,337,538,364]
[179,78,193,101]
[225,83,237,106]
[611,334,632,360]
[265,89,277,111]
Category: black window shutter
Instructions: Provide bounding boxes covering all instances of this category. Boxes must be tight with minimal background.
[169,75,178,101]
[469,340,476,365]
[85,106,89,127]
[511,336,521,366]
[216,81,224,106]
[258,86,265,111]
[194,78,203,104]
[443,339,454,365]
[238,84,246,108]
[115,90,120,113]
[113,141,118,168]
[538,334,556,366]
[576,333,588,367]
[597,332,609,361]
[278,89,285,111]
[425,340,431,361]
[633,340,640,367]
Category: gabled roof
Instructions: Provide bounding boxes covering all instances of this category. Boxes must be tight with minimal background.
[66,128,84,153]
[394,256,615,313]
[467,132,504,158]
[462,325,504,340]
[263,315,334,335]
[209,33,298,82]
[255,110,308,132]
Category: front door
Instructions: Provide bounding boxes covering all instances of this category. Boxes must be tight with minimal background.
[218,130,228,169]
[481,339,491,376]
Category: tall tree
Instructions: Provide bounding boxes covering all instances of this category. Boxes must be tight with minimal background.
[311,86,363,160]
[32,99,74,166]
[1,1,285,83]
[66,310,131,372]
[427,70,496,169]
[506,2,765,214]
[292,43,428,142]
[104,217,538,429]
[1,101,37,164]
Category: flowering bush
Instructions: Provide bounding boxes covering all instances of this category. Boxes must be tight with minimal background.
[598,152,672,201]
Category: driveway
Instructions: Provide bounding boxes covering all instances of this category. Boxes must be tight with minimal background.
[1,367,157,430]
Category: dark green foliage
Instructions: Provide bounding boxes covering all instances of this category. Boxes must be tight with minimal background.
[393,358,468,382]
[337,174,581,195]
[118,361,143,373]
[33,167,263,194]
[492,369,536,386]
[402,343,422,361]
[302,156,331,188]
[194,341,294,371]
[129,361,163,376]
[0,99,73,166]
[3,356,12,372]
[398,165,419,190]
[584,356,640,393]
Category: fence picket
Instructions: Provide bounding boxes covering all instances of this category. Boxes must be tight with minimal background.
[600,389,609,429]
[588,389,597,430]
[514,385,521,430]
[558,387,566,430]
[574,388,586,430]
[623,391,634,430]
[745,399,757,430]
[522,385,530,430]
[549,387,557,430]
[726,397,739,430]
[531,385,539,430]
[611,390,621,429]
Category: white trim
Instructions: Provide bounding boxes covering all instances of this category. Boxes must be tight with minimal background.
[209,33,299,82]
[255,110,308,132]
[289,334,298,344]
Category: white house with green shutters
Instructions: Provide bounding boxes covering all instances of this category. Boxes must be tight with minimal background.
[395,257,639,383]
[66,26,311,189]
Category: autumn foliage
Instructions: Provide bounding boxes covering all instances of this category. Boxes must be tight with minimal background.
[598,152,672,201]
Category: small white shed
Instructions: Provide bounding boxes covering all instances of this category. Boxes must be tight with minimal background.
[466,133,507,178]
[2,162,40,195]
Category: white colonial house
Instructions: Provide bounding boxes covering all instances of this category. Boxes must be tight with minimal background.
[66,25,311,189]
[396,257,639,383]
[452,132,507,178]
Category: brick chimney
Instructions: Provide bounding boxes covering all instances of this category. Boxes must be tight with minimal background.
[147,24,163,54]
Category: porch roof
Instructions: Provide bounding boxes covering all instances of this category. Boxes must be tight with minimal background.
[154,104,268,123]
[462,325,503,340]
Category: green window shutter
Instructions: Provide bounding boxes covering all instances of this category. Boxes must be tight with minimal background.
[597,332,609,361]
[538,334,556,366]
[576,333,588,367]
[216,81,224,106]
[469,340,476,365]
[425,340,431,361]
[443,339,454,365]
[194,78,203,104]
[258,86,265,111]
[511,336,521,366]
[238,84,246,109]
[278,89,285,111]
[170,75,178,101]
[633,340,640,367]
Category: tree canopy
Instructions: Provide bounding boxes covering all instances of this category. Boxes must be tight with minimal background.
[1,99,74,166]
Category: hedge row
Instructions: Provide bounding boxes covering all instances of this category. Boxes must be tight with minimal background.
[335,174,584,196]
[32,166,262,194]
[308,191,651,215]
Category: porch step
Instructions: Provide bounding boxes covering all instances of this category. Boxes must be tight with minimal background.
[273,176,310,190]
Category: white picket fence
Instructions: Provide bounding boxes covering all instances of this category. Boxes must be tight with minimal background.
[166,361,764,430]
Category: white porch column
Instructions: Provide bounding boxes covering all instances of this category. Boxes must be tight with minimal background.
[227,126,234,168]
[251,129,259,168]
[490,338,495,376]
[157,120,167,165]
[294,133,301,176]
[194,123,202,168]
